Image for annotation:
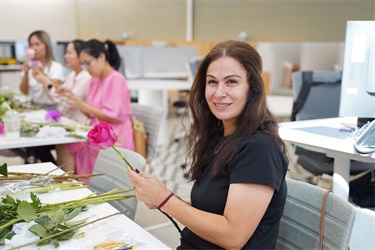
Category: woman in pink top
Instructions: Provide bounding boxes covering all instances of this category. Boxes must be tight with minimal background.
[59,39,134,181]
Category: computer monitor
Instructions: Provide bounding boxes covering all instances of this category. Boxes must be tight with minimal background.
[0,42,15,60]
[14,40,29,63]
[339,21,375,127]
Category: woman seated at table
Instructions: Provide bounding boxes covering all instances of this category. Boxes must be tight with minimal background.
[19,30,64,164]
[20,30,64,108]
[51,39,91,124]
[128,40,289,249]
[57,39,134,181]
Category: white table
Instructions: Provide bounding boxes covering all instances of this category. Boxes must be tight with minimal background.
[0,110,87,150]
[127,79,192,146]
[0,162,171,250]
[279,117,375,200]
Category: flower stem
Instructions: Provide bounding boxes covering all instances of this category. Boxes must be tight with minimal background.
[111,145,134,171]
[9,210,128,250]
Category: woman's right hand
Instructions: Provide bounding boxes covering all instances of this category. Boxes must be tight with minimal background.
[22,62,30,73]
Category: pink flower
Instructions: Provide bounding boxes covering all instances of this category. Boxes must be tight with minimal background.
[45,110,61,122]
[25,48,42,69]
[26,48,35,59]
[87,121,117,149]
[32,60,42,69]
[87,121,134,170]
[0,123,4,135]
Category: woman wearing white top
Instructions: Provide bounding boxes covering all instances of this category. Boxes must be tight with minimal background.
[20,30,64,108]
[53,39,91,125]
[19,30,64,164]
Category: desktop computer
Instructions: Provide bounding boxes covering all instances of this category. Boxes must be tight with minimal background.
[339,21,375,128]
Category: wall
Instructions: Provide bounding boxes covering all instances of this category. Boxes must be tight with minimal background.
[0,0,76,41]
[194,0,375,41]
[1,0,373,42]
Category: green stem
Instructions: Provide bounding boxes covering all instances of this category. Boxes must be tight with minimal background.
[111,145,134,170]
[10,210,127,249]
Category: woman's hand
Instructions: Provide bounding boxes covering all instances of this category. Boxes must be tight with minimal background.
[32,68,49,86]
[56,86,72,97]
[64,93,84,109]
[127,168,171,208]
[22,62,30,73]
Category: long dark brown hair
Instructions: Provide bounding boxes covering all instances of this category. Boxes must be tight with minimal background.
[185,40,288,181]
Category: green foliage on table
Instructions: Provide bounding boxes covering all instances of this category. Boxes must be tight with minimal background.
[0,190,134,248]
[0,163,8,177]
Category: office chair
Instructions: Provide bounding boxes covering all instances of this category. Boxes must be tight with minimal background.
[131,103,163,174]
[89,147,146,220]
[291,71,374,176]
[276,178,356,249]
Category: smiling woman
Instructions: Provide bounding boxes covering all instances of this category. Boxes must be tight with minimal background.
[127,40,289,249]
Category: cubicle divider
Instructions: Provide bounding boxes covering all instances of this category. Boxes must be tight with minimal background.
[116,45,198,79]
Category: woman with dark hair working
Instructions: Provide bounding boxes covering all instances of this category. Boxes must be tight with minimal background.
[128,40,288,249]
[59,39,134,178]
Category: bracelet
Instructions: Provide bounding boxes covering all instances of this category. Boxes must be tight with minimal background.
[157,192,174,209]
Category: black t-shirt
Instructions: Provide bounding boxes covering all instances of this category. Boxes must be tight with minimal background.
[177,134,288,249]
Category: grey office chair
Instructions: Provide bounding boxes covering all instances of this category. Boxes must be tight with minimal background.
[131,103,163,166]
[89,147,146,220]
[276,178,356,249]
[291,71,374,176]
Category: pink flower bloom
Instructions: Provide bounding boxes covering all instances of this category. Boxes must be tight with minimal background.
[87,121,134,170]
[87,121,117,149]
[45,110,62,122]
[0,123,4,135]
[32,60,42,69]
[26,48,35,59]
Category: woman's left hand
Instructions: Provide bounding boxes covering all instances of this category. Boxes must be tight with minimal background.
[32,68,49,86]
[127,168,171,208]
[64,93,84,109]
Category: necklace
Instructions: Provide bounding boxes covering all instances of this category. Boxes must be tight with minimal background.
[214,137,229,155]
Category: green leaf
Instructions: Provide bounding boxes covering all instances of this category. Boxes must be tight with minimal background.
[0,229,15,245]
[64,218,87,227]
[30,192,42,208]
[29,224,47,238]
[50,208,65,225]
[17,201,37,222]
[51,239,59,248]
[1,195,16,205]
[54,230,76,241]
[0,163,8,177]
[64,208,81,222]
[36,238,52,246]
[35,215,54,230]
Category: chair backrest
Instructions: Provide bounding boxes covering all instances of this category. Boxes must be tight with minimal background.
[131,103,163,160]
[276,179,356,250]
[291,71,342,121]
[89,147,146,220]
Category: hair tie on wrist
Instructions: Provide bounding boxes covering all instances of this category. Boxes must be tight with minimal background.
[157,193,174,210]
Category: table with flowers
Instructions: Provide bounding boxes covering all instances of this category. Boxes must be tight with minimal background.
[0,162,171,249]
[0,109,87,150]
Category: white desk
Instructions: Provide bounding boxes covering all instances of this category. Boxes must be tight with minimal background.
[127,79,192,146]
[0,110,86,150]
[0,162,170,249]
[279,117,375,200]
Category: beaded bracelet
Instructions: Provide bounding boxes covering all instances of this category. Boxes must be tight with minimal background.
[157,192,174,209]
